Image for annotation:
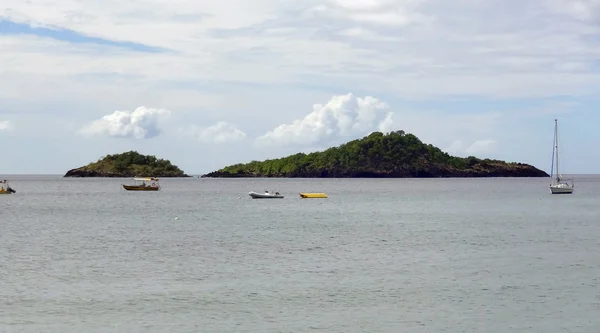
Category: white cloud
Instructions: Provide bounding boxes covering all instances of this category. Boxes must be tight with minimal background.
[262,97,504,157]
[2,0,600,101]
[79,106,171,139]
[545,0,600,22]
[444,139,497,156]
[181,121,246,144]
[307,0,429,27]
[253,92,550,157]
[378,112,395,133]
[0,120,12,131]
[256,93,393,146]
[466,140,497,154]
[444,140,464,155]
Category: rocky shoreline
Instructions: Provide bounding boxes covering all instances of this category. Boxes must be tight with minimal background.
[201,162,548,178]
[64,168,190,178]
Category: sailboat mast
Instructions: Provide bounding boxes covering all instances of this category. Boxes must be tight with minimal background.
[550,120,555,180]
[554,119,560,183]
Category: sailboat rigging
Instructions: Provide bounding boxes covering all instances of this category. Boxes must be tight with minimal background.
[549,119,574,194]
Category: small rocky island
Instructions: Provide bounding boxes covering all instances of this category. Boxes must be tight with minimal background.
[202,130,549,178]
[64,151,189,177]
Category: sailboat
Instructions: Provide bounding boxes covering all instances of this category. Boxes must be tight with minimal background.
[549,119,574,194]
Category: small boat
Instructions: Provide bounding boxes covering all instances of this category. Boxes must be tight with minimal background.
[249,190,284,199]
[549,119,574,194]
[122,177,161,191]
[0,179,16,194]
[299,192,327,198]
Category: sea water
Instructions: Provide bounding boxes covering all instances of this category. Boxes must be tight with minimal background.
[1,175,600,332]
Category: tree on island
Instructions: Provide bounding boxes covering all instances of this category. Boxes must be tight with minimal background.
[64,151,189,177]
[202,130,548,178]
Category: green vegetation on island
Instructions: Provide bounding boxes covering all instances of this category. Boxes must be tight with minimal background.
[64,151,189,177]
[202,130,549,178]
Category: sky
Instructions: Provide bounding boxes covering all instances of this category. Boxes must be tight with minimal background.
[1,0,599,175]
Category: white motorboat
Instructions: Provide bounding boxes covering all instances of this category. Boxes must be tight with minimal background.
[249,190,284,199]
[549,119,574,194]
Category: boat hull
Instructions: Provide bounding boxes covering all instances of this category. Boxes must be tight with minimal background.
[122,185,160,191]
[299,192,328,198]
[249,191,283,199]
[550,185,574,194]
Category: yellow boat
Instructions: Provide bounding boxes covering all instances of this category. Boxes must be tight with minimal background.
[0,179,16,194]
[122,177,161,191]
[299,192,327,198]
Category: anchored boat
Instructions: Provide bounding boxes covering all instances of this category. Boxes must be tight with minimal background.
[122,177,161,191]
[299,192,327,198]
[549,119,574,194]
[0,179,16,194]
[249,190,284,199]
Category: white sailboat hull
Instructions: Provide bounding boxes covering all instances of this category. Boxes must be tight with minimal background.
[249,191,284,199]
[550,184,574,194]
[549,119,574,195]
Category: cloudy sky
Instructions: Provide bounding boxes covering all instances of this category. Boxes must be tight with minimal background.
[1,0,599,175]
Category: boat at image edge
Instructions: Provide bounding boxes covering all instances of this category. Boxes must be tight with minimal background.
[0,179,16,194]
[249,190,284,199]
[549,119,574,194]
[122,177,161,191]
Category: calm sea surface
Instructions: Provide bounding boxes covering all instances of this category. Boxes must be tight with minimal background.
[1,175,600,332]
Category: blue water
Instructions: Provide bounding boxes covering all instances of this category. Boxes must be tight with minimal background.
[1,175,600,332]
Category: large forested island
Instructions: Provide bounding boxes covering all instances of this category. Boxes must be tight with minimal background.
[202,131,548,178]
[64,151,189,177]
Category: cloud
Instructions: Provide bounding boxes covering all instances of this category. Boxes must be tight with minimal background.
[546,0,600,22]
[304,0,430,27]
[444,139,497,156]
[79,106,171,139]
[181,121,246,144]
[258,94,506,157]
[254,93,517,155]
[256,93,393,146]
[0,120,12,131]
[2,0,600,100]
[467,139,497,154]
